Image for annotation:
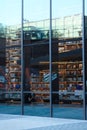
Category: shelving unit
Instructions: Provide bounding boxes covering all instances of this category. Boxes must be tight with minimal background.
[58,40,82,53]
[5,37,83,104]
[58,61,83,104]
[30,71,50,102]
[6,47,21,92]
[30,61,83,104]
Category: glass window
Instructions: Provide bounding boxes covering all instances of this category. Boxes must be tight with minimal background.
[23,0,50,117]
[0,0,21,115]
[52,0,83,120]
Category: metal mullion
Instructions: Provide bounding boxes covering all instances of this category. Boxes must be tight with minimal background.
[21,0,24,115]
[49,0,53,117]
[82,0,86,120]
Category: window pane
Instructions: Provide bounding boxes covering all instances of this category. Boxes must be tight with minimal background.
[23,0,50,117]
[52,0,83,119]
[0,0,21,114]
[84,0,87,119]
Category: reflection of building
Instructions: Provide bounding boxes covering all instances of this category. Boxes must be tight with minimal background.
[7,14,82,40]
[0,38,6,66]
[0,37,6,101]
[6,47,21,88]
[4,14,86,104]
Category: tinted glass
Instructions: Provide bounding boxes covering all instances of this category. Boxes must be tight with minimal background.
[23,0,50,117]
[0,0,21,114]
[84,0,87,119]
[52,0,83,119]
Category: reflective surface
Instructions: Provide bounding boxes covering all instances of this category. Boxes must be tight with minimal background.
[0,0,21,114]
[0,0,86,119]
[84,0,87,119]
[23,0,50,116]
[52,0,83,119]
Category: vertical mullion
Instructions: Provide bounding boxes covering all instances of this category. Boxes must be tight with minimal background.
[82,0,86,120]
[21,0,24,115]
[49,0,53,117]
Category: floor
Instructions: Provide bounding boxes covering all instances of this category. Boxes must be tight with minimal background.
[0,114,87,130]
[0,104,84,119]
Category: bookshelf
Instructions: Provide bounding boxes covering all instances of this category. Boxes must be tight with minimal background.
[30,61,83,104]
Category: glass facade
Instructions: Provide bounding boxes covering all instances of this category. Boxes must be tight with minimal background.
[52,0,83,119]
[84,0,87,119]
[0,0,21,114]
[23,0,50,116]
[0,0,87,119]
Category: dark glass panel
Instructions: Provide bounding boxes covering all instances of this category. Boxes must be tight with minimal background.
[84,0,87,119]
[23,0,50,117]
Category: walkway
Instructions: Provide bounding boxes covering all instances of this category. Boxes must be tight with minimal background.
[0,114,87,130]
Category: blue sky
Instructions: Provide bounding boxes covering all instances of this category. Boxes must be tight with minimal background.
[0,0,84,25]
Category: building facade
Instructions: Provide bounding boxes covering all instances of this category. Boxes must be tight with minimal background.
[0,0,87,120]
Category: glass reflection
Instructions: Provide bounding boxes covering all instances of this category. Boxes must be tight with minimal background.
[52,0,83,119]
[0,24,6,103]
[84,0,87,119]
[0,0,21,114]
[0,0,86,119]
[23,0,50,117]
